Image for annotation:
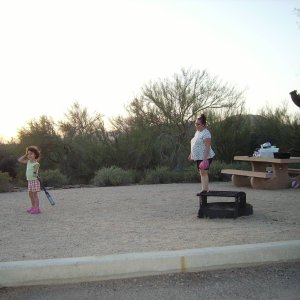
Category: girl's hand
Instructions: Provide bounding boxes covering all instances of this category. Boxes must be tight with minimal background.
[18,154,28,164]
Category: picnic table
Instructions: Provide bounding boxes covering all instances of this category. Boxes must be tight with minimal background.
[221,156,300,189]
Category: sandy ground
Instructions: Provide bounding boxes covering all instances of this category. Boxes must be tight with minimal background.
[0,182,300,262]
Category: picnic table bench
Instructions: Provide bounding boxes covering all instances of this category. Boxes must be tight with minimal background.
[221,156,300,189]
[288,168,300,174]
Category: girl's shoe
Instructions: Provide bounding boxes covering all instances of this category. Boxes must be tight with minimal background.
[26,207,33,213]
[30,208,41,214]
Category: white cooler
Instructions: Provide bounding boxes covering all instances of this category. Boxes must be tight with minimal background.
[258,147,279,158]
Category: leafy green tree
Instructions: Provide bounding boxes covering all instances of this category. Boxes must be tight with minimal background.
[208,111,252,162]
[289,113,300,153]
[0,144,18,178]
[255,104,300,152]
[109,115,162,170]
[58,102,109,183]
[59,102,106,139]
[17,115,64,171]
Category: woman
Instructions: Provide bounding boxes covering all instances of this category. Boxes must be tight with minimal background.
[189,114,215,192]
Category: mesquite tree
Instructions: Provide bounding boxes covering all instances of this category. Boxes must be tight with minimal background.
[119,68,245,170]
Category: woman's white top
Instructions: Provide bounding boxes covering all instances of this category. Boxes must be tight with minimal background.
[190,128,215,160]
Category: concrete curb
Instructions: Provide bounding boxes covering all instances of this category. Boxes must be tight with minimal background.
[1,240,300,287]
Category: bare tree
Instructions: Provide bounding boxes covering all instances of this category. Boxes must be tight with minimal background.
[140,68,244,126]
[123,68,245,169]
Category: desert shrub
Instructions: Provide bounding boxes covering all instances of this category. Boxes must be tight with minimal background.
[181,160,251,183]
[168,171,185,183]
[131,170,144,184]
[39,169,68,187]
[208,160,228,181]
[182,165,200,183]
[142,166,174,184]
[92,166,134,186]
[0,172,11,192]
[214,161,251,181]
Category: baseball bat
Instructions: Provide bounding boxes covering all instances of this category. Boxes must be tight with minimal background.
[38,177,55,206]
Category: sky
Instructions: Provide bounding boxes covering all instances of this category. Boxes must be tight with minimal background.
[1,0,300,141]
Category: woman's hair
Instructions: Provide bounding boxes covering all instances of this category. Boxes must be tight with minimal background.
[26,146,40,159]
[197,113,207,125]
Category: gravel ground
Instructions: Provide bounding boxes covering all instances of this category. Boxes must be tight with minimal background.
[1,182,300,299]
[0,182,300,262]
[1,261,299,300]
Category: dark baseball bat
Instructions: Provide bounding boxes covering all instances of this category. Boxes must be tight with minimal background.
[38,177,55,206]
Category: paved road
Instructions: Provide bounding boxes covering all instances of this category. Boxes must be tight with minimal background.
[1,262,299,300]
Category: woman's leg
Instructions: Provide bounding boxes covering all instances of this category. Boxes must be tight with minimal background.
[200,169,209,192]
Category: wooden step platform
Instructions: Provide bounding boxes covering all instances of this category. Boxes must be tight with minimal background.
[196,190,253,219]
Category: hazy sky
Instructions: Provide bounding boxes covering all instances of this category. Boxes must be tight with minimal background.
[1,0,300,140]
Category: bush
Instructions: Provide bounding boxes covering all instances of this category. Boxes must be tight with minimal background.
[39,169,68,187]
[92,166,134,186]
[142,166,173,184]
[183,165,200,183]
[168,171,185,183]
[131,170,144,184]
[208,160,228,181]
[181,160,251,183]
[210,160,251,182]
[0,172,11,192]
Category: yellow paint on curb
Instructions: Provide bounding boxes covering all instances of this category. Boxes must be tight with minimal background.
[180,256,186,272]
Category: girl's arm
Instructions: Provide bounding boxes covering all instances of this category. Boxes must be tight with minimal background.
[17,154,28,164]
[33,164,39,177]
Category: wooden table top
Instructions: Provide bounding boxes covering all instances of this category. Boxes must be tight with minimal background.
[234,156,300,164]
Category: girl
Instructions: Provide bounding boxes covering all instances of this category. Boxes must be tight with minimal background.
[18,146,41,214]
[189,114,215,192]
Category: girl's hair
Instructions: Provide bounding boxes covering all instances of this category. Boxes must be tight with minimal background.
[197,113,207,125]
[26,146,40,159]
